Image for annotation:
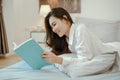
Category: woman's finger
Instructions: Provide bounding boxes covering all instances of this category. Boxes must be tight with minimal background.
[41,53,48,58]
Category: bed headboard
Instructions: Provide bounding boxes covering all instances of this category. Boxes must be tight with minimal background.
[72,16,120,42]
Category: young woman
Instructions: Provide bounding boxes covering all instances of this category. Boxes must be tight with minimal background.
[42,7,119,77]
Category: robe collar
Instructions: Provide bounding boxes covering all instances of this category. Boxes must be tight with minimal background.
[69,23,76,45]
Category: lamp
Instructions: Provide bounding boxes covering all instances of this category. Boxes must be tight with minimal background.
[40,5,51,17]
[39,5,51,31]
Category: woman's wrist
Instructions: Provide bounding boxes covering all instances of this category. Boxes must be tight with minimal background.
[56,57,63,64]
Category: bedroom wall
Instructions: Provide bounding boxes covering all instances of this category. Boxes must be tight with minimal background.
[79,0,120,21]
[13,0,40,44]
[3,0,120,54]
[118,23,120,41]
[3,0,40,55]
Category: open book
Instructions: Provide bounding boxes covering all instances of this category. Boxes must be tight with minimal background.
[13,38,50,69]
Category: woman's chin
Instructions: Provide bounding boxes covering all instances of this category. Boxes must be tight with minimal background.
[58,34,64,37]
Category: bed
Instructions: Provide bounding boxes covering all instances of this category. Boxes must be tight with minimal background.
[0,17,120,80]
[0,60,120,80]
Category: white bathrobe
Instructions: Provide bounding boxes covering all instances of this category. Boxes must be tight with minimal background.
[54,23,119,77]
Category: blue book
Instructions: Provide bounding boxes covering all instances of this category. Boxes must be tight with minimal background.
[13,38,50,69]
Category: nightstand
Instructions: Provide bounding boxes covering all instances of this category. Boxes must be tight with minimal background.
[30,31,46,49]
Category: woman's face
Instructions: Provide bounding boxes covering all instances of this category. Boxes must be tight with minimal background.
[49,16,70,37]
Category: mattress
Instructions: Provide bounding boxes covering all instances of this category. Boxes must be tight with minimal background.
[0,61,120,80]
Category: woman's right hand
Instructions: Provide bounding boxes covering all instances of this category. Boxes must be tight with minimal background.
[42,51,63,64]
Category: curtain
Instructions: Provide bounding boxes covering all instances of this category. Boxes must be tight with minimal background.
[0,0,9,56]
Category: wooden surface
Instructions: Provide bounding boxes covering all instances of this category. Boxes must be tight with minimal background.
[0,54,22,69]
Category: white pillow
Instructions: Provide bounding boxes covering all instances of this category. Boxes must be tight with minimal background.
[108,42,120,56]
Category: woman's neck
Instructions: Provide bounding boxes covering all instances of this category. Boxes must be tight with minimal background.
[65,22,72,38]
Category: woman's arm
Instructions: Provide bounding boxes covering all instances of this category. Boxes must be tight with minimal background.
[61,24,94,66]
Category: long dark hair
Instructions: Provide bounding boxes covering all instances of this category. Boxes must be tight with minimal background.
[44,7,73,55]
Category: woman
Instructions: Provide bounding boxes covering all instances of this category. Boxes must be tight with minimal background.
[42,7,119,77]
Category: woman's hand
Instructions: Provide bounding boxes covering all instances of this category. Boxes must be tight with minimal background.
[42,51,63,64]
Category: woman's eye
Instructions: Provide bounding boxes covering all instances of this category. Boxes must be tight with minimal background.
[52,23,56,27]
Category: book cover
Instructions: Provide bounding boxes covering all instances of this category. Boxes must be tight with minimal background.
[13,38,50,69]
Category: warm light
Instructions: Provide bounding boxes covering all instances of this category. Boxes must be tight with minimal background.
[40,5,51,17]
[39,5,51,31]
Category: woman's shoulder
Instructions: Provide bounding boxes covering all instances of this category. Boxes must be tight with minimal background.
[74,23,88,31]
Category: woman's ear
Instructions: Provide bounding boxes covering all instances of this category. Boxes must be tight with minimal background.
[63,15,68,20]
[62,15,70,24]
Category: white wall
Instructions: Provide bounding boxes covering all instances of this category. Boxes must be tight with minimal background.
[3,0,40,54]
[118,23,120,41]
[13,0,40,44]
[3,0,120,54]
[79,0,120,21]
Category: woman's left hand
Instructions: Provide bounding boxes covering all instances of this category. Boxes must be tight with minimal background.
[42,51,63,64]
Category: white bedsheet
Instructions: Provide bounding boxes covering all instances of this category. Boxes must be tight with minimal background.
[0,61,120,80]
